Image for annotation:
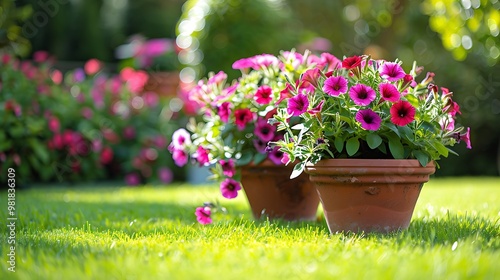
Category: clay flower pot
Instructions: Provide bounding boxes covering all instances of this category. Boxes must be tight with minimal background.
[240,160,320,221]
[305,159,435,233]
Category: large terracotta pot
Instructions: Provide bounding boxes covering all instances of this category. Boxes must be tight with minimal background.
[305,159,435,234]
[240,160,320,221]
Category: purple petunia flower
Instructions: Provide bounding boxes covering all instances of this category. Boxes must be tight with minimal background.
[195,206,212,225]
[355,109,382,131]
[323,76,348,96]
[253,138,267,154]
[379,83,400,102]
[379,62,406,82]
[349,84,376,106]
[254,85,273,105]
[268,146,284,165]
[254,118,275,142]
[287,93,309,116]
[219,159,236,177]
[220,178,241,199]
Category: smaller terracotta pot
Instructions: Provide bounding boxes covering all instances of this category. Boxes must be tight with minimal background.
[305,159,435,234]
[240,160,320,221]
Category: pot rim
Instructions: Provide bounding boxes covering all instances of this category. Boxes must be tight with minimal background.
[306,158,435,168]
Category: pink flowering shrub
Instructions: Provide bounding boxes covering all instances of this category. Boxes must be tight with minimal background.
[272,54,472,177]
[0,51,181,184]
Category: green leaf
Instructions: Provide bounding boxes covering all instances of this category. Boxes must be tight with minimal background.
[252,153,267,165]
[334,137,344,153]
[29,138,49,163]
[398,126,414,140]
[346,137,360,156]
[290,161,305,179]
[386,123,400,137]
[366,133,383,149]
[413,150,430,167]
[236,152,253,166]
[388,135,404,159]
[433,141,449,157]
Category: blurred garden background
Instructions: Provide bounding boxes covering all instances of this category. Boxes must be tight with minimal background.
[1,0,499,186]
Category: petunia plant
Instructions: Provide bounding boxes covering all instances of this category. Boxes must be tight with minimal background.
[170,50,335,222]
[272,54,472,178]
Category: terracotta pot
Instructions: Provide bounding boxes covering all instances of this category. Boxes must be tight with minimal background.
[305,159,435,233]
[240,160,320,221]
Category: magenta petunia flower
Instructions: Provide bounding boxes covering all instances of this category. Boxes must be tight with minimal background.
[460,127,472,149]
[254,85,273,105]
[100,146,114,164]
[349,84,376,106]
[379,83,400,102]
[268,146,285,165]
[379,62,406,82]
[195,206,212,225]
[158,167,173,184]
[125,173,141,186]
[287,93,309,116]
[172,148,189,167]
[194,146,210,166]
[323,76,348,96]
[207,71,227,85]
[171,128,191,149]
[219,159,236,177]
[254,118,275,142]
[253,138,267,154]
[390,100,416,126]
[220,178,241,199]
[232,57,254,70]
[234,108,254,130]
[48,116,60,133]
[218,102,231,123]
[355,109,382,131]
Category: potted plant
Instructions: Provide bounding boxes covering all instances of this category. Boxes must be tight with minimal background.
[272,54,472,233]
[169,51,329,223]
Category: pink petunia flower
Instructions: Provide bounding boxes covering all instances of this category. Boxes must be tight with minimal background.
[254,85,273,105]
[218,102,232,123]
[379,62,405,82]
[379,83,400,102]
[219,159,236,177]
[323,76,348,96]
[84,59,102,75]
[390,100,416,126]
[254,118,275,142]
[234,108,254,130]
[48,116,60,133]
[207,71,227,86]
[195,206,212,225]
[194,146,210,166]
[287,93,309,116]
[355,109,382,131]
[220,178,241,199]
[349,84,376,106]
[171,128,191,149]
[301,68,321,88]
[172,149,189,167]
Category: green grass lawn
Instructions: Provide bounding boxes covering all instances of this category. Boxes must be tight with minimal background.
[1,177,499,280]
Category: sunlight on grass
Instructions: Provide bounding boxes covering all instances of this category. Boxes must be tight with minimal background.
[0,178,499,279]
